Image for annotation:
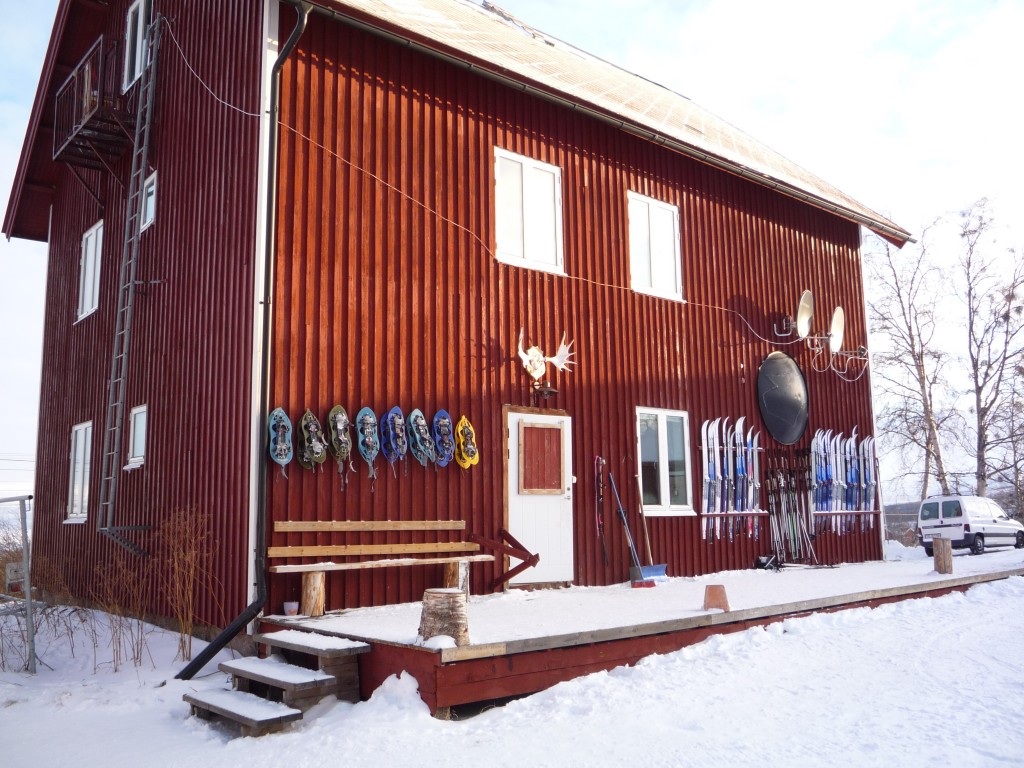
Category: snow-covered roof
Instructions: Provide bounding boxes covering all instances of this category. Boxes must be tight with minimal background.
[319,0,911,245]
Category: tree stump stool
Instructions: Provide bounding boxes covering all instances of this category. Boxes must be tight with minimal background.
[419,588,469,646]
[703,584,730,612]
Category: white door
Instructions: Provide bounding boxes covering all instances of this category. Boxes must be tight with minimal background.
[506,411,574,584]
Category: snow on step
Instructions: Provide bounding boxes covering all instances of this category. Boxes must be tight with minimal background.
[184,689,301,731]
[256,630,370,656]
[220,656,335,690]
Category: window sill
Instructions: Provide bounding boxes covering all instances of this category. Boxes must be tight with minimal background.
[74,308,98,325]
[642,508,696,517]
[631,285,684,303]
[123,459,145,472]
[63,517,88,525]
[496,254,566,277]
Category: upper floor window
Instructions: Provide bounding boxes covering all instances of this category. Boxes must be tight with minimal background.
[123,0,153,90]
[494,148,564,275]
[637,407,693,516]
[77,220,103,320]
[67,421,93,521]
[126,405,147,469]
[627,191,682,301]
[141,172,157,231]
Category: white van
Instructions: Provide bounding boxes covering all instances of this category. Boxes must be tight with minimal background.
[917,495,1024,556]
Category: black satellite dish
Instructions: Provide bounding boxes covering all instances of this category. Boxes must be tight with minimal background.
[757,351,809,445]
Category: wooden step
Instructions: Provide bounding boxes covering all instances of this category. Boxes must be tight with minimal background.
[255,630,370,659]
[184,689,301,737]
[220,656,335,694]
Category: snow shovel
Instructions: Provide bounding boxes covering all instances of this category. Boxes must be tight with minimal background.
[609,472,667,585]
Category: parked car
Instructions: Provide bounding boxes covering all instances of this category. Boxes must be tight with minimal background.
[917,495,1024,556]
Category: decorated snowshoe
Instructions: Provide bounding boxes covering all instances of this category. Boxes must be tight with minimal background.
[454,415,479,469]
[380,406,408,473]
[432,410,455,468]
[298,409,329,470]
[327,405,353,486]
[268,407,293,477]
[407,408,437,467]
[355,406,380,479]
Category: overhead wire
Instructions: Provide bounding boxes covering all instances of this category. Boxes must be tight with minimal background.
[162,16,867,382]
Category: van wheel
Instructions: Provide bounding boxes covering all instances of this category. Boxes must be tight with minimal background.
[1016,532,1024,549]
[923,545,933,557]
[970,535,985,555]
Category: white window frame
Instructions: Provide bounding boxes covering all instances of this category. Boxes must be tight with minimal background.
[125,405,147,469]
[494,148,565,275]
[636,406,694,516]
[140,172,157,231]
[627,191,682,301]
[67,421,93,522]
[77,220,103,320]
[123,0,153,91]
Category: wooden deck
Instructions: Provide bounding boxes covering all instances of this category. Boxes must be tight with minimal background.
[259,566,1024,713]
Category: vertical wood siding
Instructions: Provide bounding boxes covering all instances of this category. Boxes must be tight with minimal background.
[31,0,264,626]
[268,13,880,612]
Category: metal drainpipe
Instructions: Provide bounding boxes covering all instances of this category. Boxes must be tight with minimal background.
[176,0,311,680]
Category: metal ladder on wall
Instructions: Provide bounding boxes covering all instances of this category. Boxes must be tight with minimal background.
[96,17,164,556]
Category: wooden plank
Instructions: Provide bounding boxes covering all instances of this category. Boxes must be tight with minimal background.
[267,541,481,558]
[269,554,494,574]
[274,520,467,533]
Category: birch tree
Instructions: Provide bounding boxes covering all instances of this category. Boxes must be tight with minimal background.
[959,199,1024,497]
[866,228,956,498]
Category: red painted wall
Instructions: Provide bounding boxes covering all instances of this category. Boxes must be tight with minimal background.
[31,0,264,626]
[267,11,880,613]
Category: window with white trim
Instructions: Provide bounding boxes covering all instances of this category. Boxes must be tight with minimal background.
[141,172,157,230]
[77,220,103,320]
[494,148,564,274]
[636,407,693,515]
[627,191,682,300]
[68,421,93,521]
[123,0,153,90]
[126,405,147,468]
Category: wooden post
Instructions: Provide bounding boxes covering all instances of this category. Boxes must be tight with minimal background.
[933,537,953,575]
[301,571,326,617]
[418,588,469,646]
[443,560,469,598]
[703,584,730,612]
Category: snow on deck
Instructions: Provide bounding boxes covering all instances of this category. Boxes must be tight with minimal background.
[286,544,1024,648]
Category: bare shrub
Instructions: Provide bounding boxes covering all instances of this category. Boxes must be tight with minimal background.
[91,553,152,671]
[154,507,220,662]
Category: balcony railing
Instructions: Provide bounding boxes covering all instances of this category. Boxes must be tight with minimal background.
[53,36,133,170]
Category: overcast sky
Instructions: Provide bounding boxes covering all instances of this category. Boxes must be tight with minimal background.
[2,0,1022,506]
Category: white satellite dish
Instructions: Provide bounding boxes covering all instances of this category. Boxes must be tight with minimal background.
[829,307,845,355]
[795,290,814,339]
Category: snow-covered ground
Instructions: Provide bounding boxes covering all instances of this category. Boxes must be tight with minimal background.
[4,543,1024,767]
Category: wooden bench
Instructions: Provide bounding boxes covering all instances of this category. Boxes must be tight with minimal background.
[268,520,494,614]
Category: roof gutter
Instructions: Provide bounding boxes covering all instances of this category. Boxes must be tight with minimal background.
[305,1,911,246]
[176,0,312,680]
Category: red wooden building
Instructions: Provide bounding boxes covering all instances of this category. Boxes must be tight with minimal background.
[5,0,910,643]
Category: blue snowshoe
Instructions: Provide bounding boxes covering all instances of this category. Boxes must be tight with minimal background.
[407,408,437,467]
[355,406,380,479]
[268,407,293,477]
[380,406,408,473]
[432,410,455,468]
